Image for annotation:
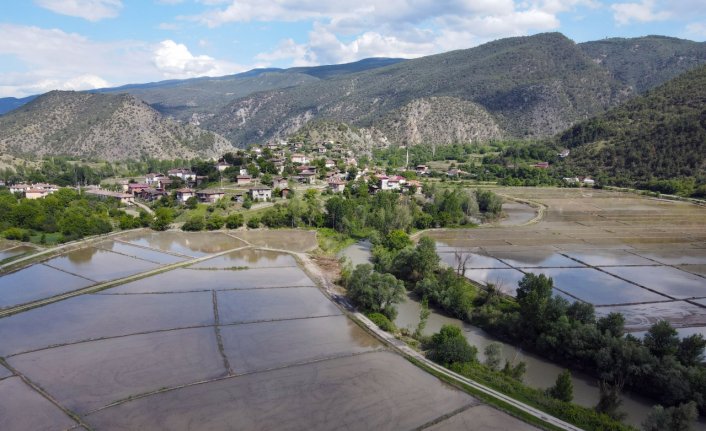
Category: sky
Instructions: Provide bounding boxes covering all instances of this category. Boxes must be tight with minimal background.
[0,0,705,98]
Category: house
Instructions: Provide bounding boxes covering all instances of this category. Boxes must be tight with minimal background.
[317,146,327,154]
[403,180,423,194]
[296,165,316,172]
[533,162,550,169]
[8,183,31,195]
[298,171,316,183]
[127,183,150,196]
[416,165,429,175]
[280,188,291,198]
[328,178,346,193]
[196,189,225,203]
[346,158,358,167]
[249,186,272,201]
[291,153,309,164]
[582,178,596,186]
[145,173,168,186]
[236,175,252,185]
[273,177,289,189]
[140,188,166,202]
[167,168,196,181]
[25,188,52,199]
[215,161,232,172]
[239,168,249,176]
[175,188,196,203]
[85,189,134,205]
[325,159,336,169]
[446,168,468,177]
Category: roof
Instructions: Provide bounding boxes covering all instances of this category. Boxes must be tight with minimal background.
[249,186,272,191]
[85,189,133,199]
[175,188,195,193]
[197,189,225,195]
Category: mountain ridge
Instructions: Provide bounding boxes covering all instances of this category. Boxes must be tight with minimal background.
[0,91,232,161]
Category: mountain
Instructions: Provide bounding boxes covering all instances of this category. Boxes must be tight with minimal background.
[579,36,706,93]
[0,95,38,116]
[204,33,630,146]
[0,91,233,161]
[376,97,503,145]
[557,64,706,181]
[0,58,405,121]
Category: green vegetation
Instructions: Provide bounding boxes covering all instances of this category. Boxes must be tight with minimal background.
[0,188,146,244]
[557,64,706,196]
[547,370,574,403]
[358,230,704,429]
[342,264,405,320]
[366,312,396,332]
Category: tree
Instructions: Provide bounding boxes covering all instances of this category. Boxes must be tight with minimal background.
[515,273,555,336]
[642,402,697,431]
[595,380,626,421]
[428,324,477,366]
[344,264,405,320]
[597,312,626,337]
[185,196,198,209]
[547,369,573,402]
[415,297,430,339]
[644,320,679,358]
[484,343,502,371]
[385,230,412,251]
[677,334,706,366]
[410,236,440,281]
[151,207,174,231]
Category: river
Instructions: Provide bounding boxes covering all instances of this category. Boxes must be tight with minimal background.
[339,240,690,430]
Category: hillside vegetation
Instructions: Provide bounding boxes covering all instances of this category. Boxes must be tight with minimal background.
[579,35,706,93]
[557,64,706,184]
[0,91,233,161]
[204,33,630,146]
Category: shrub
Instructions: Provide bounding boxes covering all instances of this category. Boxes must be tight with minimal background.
[367,312,396,332]
[247,217,260,229]
[225,213,244,229]
[2,227,30,242]
[182,216,205,231]
[205,215,224,231]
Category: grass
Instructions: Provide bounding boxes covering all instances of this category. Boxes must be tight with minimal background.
[450,362,635,431]
[316,228,356,255]
[406,357,564,431]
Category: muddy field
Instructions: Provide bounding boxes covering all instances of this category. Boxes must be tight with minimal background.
[0,231,530,431]
[429,188,706,332]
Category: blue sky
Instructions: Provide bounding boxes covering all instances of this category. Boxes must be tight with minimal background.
[0,0,705,97]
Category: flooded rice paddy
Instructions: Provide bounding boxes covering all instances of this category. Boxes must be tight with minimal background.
[0,230,524,431]
[428,188,706,331]
[342,187,706,428]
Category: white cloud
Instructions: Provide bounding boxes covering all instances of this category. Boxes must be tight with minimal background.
[611,0,671,25]
[34,0,123,22]
[199,0,596,67]
[153,40,242,78]
[686,22,706,38]
[0,25,244,97]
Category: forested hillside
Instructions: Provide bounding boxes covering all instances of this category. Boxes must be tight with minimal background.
[557,64,706,188]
